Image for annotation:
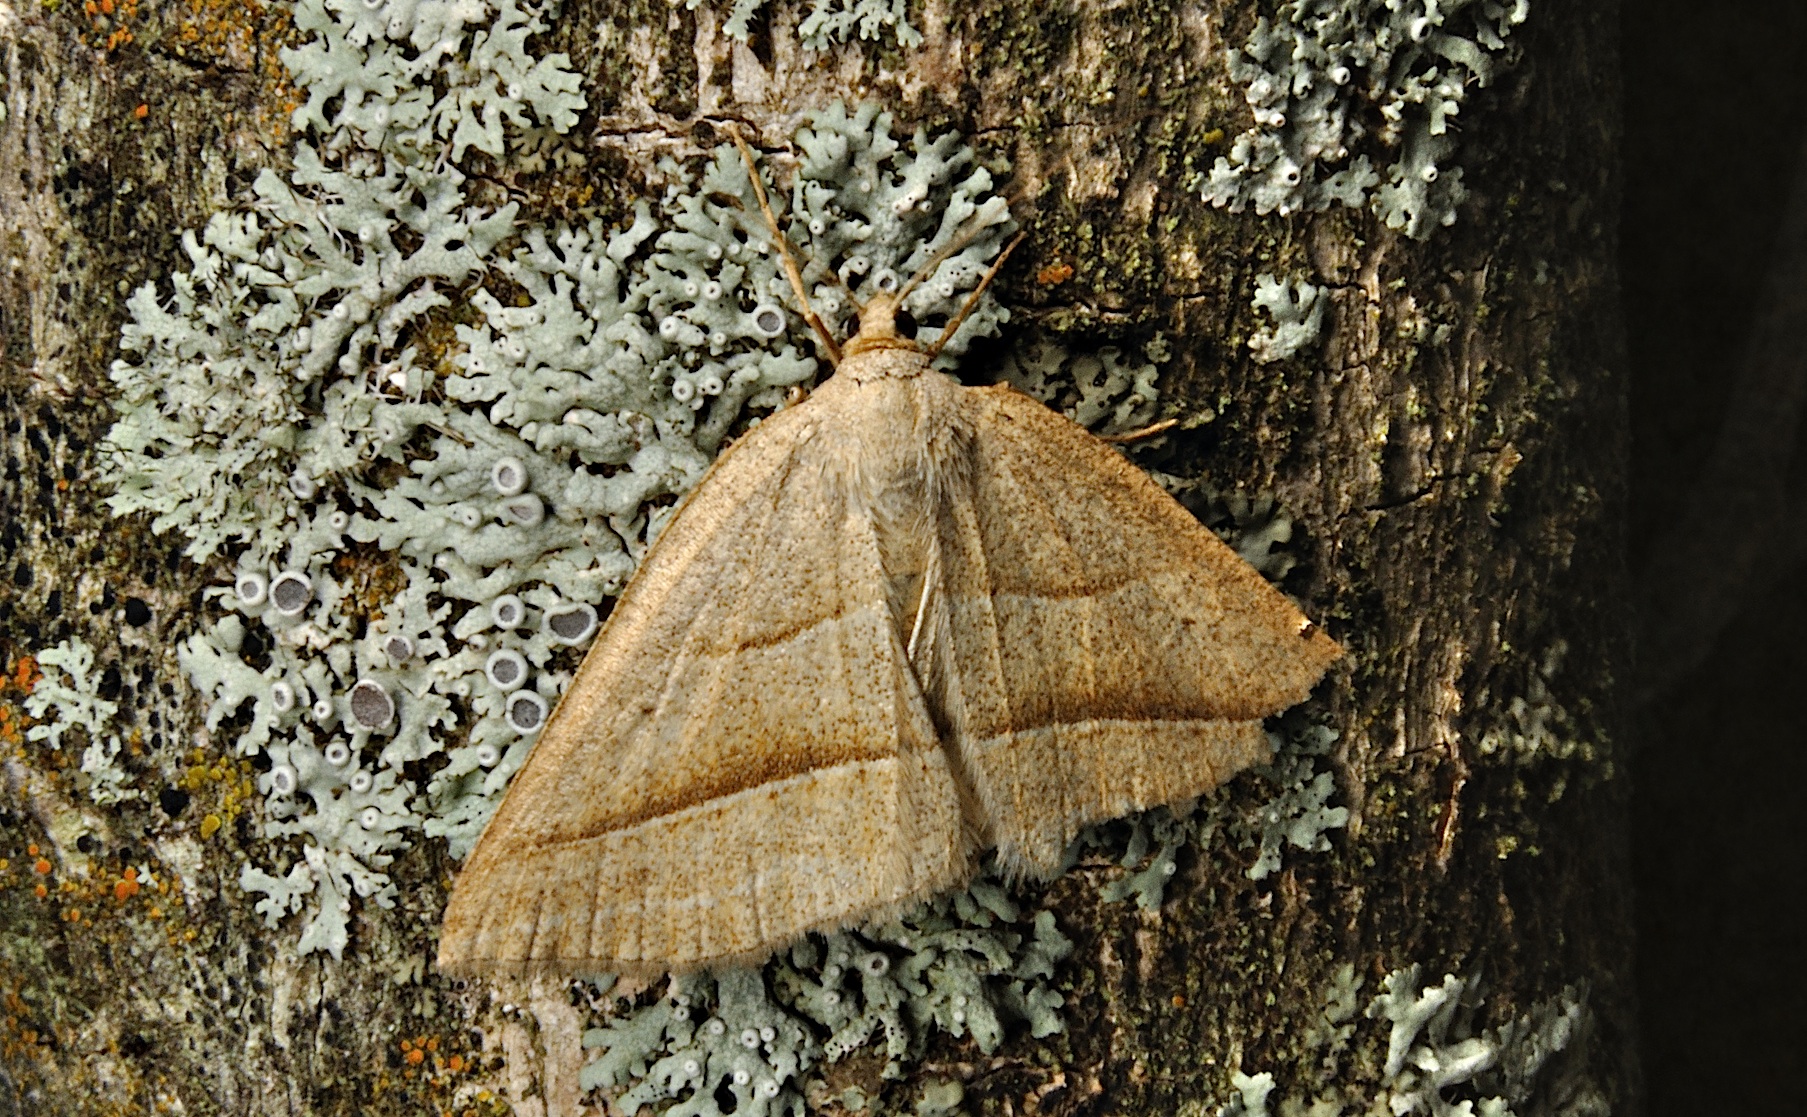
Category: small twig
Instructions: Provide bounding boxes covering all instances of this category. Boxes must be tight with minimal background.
[1098,418,1179,444]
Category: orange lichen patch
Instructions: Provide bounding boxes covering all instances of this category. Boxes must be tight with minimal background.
[76,0,139,53]
[33,883,46,899]
[32,859,50,876]
[133,103,149,119]
[0,985,56,1064]
[26,844,38,857]
[1036,262,1075,287]
[10,657,39,692]
[114,875,140,902]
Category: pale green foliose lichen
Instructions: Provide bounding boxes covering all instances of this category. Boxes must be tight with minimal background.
[284,0,585,163]
[1476,641,1606,772]
[23,637,118,752]
[995,334,1163,436]
[22,638,135,806]
[577,875,1070,1116]
[1248,273,1328,365]
[696,0,922,52]
[1202,0,1530,238]
[1148,475,1301,584]
[105,0,589,960]
[1221,963,1601,1117]
[1086,712,1347,910]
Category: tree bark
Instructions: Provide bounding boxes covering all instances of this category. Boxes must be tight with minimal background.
[0,2,1633,1115]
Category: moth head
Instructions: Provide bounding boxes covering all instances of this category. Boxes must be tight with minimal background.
[843,293,921,358]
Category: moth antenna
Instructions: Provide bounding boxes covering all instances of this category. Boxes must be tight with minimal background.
[1098,418,1180,444]
[926,232,1025,361]
[897,210,1010,303]
[728,125,843,366]
[892,181,1030,304]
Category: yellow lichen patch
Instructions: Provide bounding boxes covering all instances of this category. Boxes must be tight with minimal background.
[177,749,257,838]
[164,0,301,146]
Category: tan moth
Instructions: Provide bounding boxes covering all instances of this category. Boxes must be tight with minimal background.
[437,127,1341,978]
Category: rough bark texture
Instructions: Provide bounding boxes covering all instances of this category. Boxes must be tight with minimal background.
[0,2,1632,1115]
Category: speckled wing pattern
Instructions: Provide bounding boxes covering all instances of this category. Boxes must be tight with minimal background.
[437,399,972,977]
[437,369,1339,977]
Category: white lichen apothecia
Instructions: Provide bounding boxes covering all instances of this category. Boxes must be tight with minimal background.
[1201,0,1530,238]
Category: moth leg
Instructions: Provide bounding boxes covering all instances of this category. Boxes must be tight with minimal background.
[906,563,936,662]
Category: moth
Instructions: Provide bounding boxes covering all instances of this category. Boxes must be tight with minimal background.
[437,131,1341,978]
